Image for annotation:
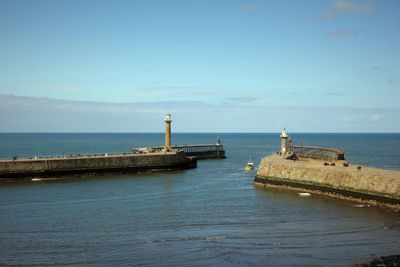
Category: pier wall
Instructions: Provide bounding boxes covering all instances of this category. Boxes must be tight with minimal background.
[184,150,225,159]
[0,151,196,180]
[148,144,226,159]
[255,155,400,206]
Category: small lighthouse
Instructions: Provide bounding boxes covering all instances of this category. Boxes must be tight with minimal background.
[164,113,172,151]
[280,128,289,155]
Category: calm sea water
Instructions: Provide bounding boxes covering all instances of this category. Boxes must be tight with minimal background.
[0,133,399,266]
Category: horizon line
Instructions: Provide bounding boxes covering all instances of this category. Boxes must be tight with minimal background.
[0,131,399,134]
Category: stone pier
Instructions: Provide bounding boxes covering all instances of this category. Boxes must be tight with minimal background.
[0,151,197,181]
[255,154,400,208]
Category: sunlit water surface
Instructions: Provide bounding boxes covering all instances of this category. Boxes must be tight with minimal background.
[0,133,399,266]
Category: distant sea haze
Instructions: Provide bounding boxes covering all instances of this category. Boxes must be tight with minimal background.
[0,133,399,266]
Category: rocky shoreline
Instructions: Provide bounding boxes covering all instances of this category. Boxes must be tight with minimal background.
[352,255,400,267]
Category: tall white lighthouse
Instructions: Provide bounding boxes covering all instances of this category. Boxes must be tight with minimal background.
[164,113,172,151]
[280,128,289,155]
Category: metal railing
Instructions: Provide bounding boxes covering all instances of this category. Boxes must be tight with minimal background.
[288,145,345,161]
[2,152,147,161]
[2,142,226,161]
[148,144,224,153]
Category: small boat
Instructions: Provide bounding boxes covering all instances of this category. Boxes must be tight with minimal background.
[244,156,255,171]
[298,192,311,197]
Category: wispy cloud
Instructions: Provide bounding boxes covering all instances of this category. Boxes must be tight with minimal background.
[132,86,204,92]
[53,86,87,92]
[0,94,398,132]
[241,3,257,13]
[328,28,357,37]
[288,89,315,96]
[130,86,265,103]
[369,114,381,122]
[330,28,365,37]
[131,86,222,96]
[333,0,373,13]
[0,94,216,115]
[342,113,386,125]
[325,92,347,96]
[318,0,374,21]
[289,90,347,97]
[225,97,258,103]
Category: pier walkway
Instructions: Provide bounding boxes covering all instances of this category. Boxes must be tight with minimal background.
[288,145,345,161]
[145,144,226,159]
[255,154,400,207]
[0,151,197,180]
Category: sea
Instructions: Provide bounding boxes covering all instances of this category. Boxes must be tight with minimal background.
[0,133,399,266]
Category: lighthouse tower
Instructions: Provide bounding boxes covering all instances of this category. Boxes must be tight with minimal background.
[280,128,289,155]
[164,113,172,151]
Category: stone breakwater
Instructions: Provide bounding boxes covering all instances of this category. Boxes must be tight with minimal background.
[254,154,400,208]
[0,151,196,181]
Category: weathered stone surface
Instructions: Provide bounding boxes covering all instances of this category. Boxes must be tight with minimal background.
[255,154,400,204]
[0,151,195,180]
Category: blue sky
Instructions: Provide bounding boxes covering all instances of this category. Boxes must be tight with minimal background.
[0,0,399,132]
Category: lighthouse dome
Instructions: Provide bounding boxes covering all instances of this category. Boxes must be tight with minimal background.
[164,113,172,122]
[281,128,288,138]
